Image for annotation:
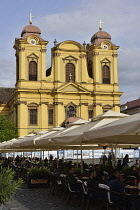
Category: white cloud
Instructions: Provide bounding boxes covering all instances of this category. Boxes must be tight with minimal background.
[0,57,15,87]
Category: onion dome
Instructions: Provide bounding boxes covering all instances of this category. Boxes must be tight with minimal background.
[21,25,41,37]
[20,24,46,41]
[91,30,111,45]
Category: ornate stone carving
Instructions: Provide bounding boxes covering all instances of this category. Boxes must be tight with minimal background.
[79,103,88,106]
[93,52,99,56]
[112,53,118,57]
[113,104,121,107]
[18,47,25,52]
[79,54,86,58]
[40,49,47,53]
[39,102,49,105]
[15,101,27,105]
[93,103,102,106]
[53,102,63,105]
[53,53,61,57]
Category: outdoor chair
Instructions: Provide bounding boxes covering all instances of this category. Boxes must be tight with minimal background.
[98,184,113,210]
[49,174,62,196]
[131,194,140,210]
[65,179,81,205]
[81,181,88,207]
[59,175,67,198]
[98,184,127,210]
[86,183,102,210]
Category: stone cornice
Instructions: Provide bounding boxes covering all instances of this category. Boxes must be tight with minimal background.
[53,102,63,105]
[79,103,88,106]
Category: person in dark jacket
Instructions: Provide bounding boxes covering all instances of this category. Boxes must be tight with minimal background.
[87,170,99,197]
[108,169,131,210]
[66,167,82,191]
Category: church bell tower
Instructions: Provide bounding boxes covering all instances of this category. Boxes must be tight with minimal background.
[13,14,49,136]
[87,20,123,116]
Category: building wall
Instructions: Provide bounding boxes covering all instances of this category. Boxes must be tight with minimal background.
[0,27,122,136]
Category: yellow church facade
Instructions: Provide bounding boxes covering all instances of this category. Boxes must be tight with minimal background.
[0,21,122,136]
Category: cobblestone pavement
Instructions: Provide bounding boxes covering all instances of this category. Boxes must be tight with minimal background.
[5,184,83,210]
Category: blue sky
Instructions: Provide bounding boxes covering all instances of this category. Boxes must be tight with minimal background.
[1,0,140,104]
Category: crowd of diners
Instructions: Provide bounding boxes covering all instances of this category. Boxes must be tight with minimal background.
[66,163,140,209]
[0,154,140,209]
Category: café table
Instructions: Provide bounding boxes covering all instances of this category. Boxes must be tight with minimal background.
[125,185,138,194]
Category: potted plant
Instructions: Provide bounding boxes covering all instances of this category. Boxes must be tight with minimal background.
[0,168,23,210]
[28,167,50,188]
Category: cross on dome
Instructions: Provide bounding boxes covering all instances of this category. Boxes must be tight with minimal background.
[28,12,34,25]
[98,19,103,31]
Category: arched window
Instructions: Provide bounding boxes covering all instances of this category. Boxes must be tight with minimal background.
[102,65,110,84]
[29,61,37,81]
[66,63,75,82]
[67,105,76,118]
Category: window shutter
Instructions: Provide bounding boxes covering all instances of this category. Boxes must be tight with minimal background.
[29,61,37,81]
[48,109,53,125]
[102,65,110,84]
[30,109,37,125]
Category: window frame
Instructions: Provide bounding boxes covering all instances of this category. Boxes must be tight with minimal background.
[66,63,75,82]
[28,103,38,126]
[29,61,38,81]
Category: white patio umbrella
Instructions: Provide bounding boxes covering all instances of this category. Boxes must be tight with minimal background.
[12,133,38,148]
[12,127,64,149]
[51,110,129,145]
[83,112,140,144]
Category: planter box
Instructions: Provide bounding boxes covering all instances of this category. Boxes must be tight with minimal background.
[27,176,50,188]
[31,179,49,184]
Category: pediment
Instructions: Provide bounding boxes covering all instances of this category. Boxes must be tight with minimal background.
[55,82,90,93]
[101,58,111,63]
[27,53,39,59]
[62,55,78,62]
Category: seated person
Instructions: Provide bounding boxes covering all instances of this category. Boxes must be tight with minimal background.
[108,169,131,210]
[116,159,123,172]
[87,170,99,197]
[108,169,124,195]
[66,167,82,192]
[98,172,108,185]
[131,166,139,177]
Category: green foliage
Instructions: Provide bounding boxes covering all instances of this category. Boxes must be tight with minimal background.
[122,166,131,175]
[29,168,50,179]
[0,115,18,142]
[0,168,23,205]
[74,167,81,175]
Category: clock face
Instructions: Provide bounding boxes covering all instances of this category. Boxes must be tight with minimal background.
[102,44,108,50]
[30,39,36,45]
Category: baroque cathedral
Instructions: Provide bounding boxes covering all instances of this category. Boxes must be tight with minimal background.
[0,19,122,136]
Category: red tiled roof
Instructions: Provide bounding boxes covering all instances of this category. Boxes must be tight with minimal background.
[122,98,140,109]
[65,117,84,123]
[0,88,14,104]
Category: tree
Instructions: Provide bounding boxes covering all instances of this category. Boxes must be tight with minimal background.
[0,115,18,142]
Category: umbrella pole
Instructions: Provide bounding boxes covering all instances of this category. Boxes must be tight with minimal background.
[111,147,115,168]
[92,150,94,164]
[31,150,32,161]
[81,143,83,174]
[42,150,44,166]
[57,146,59,159]
[114,147,117,166]
[48,149,49,163]
[13,152,15,166]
